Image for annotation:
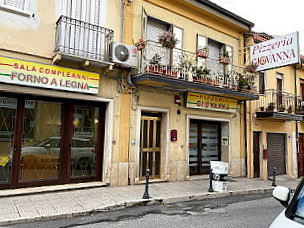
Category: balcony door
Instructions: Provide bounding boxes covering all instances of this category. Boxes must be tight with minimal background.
[276,73,283,107]
[0,95,105,189]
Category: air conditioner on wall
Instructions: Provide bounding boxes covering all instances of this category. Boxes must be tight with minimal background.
[110,42,138,68]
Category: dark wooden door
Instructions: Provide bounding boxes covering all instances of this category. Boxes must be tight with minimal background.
[253,132,260,178]
[299,134,304,177]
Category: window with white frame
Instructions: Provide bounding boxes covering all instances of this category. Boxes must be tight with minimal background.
[0,0,29,14]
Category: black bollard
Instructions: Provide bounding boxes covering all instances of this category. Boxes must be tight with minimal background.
[142,169,151,199]
[208,168,214,192]
[272,167,277,187]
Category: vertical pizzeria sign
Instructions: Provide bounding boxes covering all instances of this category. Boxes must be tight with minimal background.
[0,56,100,94]
[250,32,300,71]
[186,92,237,113]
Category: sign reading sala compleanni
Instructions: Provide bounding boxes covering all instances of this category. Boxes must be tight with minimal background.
[250,32,300,71]
[0,56,100,94]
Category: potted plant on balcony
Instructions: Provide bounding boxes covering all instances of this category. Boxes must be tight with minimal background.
[178,56,193,79]
[237,74,247,92]
[196,47,209,58]
[295,106,303,115]
[278,104,285,112]
[287,105,292,114]
[134,38,146,51]
[267,102,275,111]
[193,66,210,83]
[219,51,230,65]
[259,106,265,111]
[146,53,163,75]
[158,32,178,49]
[245,63,258,73]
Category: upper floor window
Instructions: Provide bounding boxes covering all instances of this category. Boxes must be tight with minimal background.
[63,0,105,26]
[259,72,265,94]
[0,0,29,15]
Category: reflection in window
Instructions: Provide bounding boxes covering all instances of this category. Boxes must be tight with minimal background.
[20,101,62,181]
[71,105,99,178]
[0,97,16,183]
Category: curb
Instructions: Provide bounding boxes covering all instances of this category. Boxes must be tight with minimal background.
[0,187,281,226]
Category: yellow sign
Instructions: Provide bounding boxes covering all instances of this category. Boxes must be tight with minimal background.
[0,56,100,94]
[186,92,237,113]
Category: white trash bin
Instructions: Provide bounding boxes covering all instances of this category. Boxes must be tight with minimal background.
[210,161,228,192]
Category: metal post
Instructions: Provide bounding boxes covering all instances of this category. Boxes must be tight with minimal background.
[272,167,277,187]
[208,168,214,192]
[142,169,151,199]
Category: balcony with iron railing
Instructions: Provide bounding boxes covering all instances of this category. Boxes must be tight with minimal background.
[254,89,304,121]
[53,16,114,66]
[132,40,259,101]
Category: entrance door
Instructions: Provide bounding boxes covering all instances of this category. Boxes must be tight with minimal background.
[0,97,17,188]
[189,120,220,175]
[0,96,105,189]
[267,133,286,176]
[299,134,304,177]
[140,115,161,179]
[253,132,260,178]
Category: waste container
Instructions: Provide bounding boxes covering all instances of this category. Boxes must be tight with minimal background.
[210,161,228,192]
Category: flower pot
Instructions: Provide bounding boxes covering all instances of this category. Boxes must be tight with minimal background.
[260,107,264,111]
[219,57,230,65]
[288,109,292,114]
[165,69,177,78]
[136,43,146,51]
[245,65,257,73]
[268,106,275,111]
[196,49,209,58]
[146,65,163,75]
[279,108,285,112]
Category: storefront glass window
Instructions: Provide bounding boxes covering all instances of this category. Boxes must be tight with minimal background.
[20,100,62,181]
[0,97,16,184]
[70,105,99,178]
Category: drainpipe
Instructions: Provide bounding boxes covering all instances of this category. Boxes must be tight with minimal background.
[120,0,126,43]
[243,34,248,177]
[295,61,303,177]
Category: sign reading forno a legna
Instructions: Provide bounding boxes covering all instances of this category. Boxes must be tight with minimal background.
[186,92,237,113]
[0,56,100,94]
[250,32,300,71]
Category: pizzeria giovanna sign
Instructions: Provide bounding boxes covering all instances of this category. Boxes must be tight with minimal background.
[0,56,100,94]
[250,32,300,71]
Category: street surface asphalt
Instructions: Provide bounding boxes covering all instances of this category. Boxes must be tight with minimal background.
[10,193,284,228]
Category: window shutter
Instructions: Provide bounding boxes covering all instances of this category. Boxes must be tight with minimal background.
[207,40,223,73]
[3,0,25,10]
[147,19,168,42]
[141,7,148,41]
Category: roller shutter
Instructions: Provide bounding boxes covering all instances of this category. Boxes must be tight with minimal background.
[267,133,286,176]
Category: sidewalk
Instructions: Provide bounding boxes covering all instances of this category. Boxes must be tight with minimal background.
[0,176,300,226]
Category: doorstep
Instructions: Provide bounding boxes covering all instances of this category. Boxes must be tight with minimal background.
[0,181,107,198]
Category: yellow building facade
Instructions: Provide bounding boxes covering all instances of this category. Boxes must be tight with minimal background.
[246,33,304,180]
[0,0,262,189]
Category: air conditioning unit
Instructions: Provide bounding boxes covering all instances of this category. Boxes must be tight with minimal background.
[110,42,138,68]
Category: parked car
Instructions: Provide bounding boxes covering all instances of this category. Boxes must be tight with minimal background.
[270,178,304,227]
[21,136,96,172]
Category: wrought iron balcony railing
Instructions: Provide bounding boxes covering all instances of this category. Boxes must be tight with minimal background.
[137,40,258,93]
[54,16,114,62]
[254,89,304,114]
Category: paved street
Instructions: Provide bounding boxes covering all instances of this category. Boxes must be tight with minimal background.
[0,176,299,226]
[11,193,284,228]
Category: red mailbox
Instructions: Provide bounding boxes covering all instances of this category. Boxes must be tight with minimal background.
[171,129,177,141]
[263,149,267,159]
